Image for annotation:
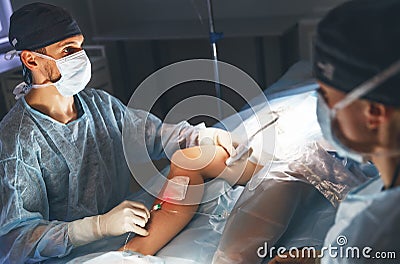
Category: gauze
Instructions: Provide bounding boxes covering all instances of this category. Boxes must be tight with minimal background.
[162,176,190,201]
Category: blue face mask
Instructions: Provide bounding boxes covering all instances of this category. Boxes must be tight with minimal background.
[317,94,366,163]
[316,59,400,164]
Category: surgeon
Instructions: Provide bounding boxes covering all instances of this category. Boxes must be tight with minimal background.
[0,3,236,263]
[270,0,400,263]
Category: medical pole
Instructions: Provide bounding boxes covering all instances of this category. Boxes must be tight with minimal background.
[206,0,224,119]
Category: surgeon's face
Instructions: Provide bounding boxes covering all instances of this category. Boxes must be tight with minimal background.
[35,34,84,83]
[318,82,376,153]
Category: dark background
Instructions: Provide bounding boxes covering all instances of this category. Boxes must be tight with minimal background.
[1,0,348,123]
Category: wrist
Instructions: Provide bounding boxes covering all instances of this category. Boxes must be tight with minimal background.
[68,215,103,247]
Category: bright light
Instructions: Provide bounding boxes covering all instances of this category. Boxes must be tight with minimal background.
[0,37,8,45]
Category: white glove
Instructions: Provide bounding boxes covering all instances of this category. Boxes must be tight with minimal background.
[198,127,237,157]
[68,200,150,247]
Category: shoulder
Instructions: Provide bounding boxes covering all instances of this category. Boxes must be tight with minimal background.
[333,182,400,242]
[341,177,400,218]
[0,100,35,136]
[0,101,38,158]
[79,88,121,103]
[77,88,131,130]
[79,88,126,111]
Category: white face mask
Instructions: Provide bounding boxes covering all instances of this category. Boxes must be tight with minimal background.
[316,59,400,163]
[31,50,91,96]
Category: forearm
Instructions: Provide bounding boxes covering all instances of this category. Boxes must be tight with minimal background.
[0,221,72,263]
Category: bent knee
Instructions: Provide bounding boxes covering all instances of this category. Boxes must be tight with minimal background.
[171,146,228,172]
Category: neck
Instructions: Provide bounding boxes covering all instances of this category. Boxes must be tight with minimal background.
[372,155,400,189]
[372,118,400,189]
[25,86,78,124]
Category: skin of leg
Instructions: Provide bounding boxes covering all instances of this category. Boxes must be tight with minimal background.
[215,181,310,263]
[121,145,262,255]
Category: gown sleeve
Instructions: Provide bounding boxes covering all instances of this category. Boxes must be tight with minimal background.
[107,91,203,162]
[0,152,73,263]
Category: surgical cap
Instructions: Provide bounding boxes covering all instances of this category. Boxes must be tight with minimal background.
[8,2,81,51]
[314,0,400,107]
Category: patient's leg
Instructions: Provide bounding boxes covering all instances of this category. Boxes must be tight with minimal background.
[122,145,262,255]
[213,179,312,264]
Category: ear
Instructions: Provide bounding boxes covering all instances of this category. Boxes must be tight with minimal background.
[20,50,38,71]
[365,102,393,129]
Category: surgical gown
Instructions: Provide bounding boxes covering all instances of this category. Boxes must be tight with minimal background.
[0,88,201,263]
[321,177,400,263]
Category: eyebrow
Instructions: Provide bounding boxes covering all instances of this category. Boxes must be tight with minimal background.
[58,41,76,47]
[58,39,84,47]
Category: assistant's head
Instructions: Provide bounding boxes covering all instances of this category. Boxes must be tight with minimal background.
[8,2,90,97]
[313,0,400,163]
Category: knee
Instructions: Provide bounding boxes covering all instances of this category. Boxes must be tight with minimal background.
[170,146,226,172]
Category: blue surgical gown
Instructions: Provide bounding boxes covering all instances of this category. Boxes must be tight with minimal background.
[0,88,200,263]
[321,177,400,263]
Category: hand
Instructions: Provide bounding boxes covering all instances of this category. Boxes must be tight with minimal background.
[68,200,150,247]
[99,200,150,237]
[198,128,237,157]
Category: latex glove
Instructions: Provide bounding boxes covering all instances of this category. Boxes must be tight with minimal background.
[198,127,237,157]
[68,200,150,247]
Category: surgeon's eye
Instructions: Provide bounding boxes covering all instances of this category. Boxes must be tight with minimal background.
[62,46,81,56]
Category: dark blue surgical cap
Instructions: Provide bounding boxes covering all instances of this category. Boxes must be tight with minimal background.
[314,0,400,107]
[8,2,81,51]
